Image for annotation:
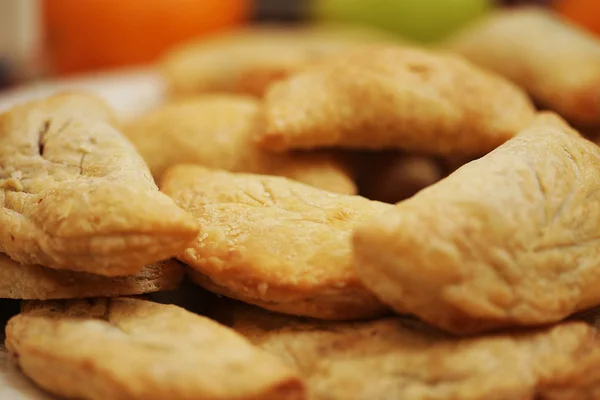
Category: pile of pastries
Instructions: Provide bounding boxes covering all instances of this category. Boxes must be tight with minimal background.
[3,6,600,400]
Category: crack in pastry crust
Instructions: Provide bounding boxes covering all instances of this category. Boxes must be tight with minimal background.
[0,93,199,276]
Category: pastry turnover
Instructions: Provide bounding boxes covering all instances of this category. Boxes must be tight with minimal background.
[259,45,535,155]
[217,302,600,400]
[160,165,391,320]
[0,93,199,277]
[124,95,356,194]
[0,254,183,299]
[353,113,600,334]
[6,298,305,400]
[160,25,398,98]
[445,7,600,126]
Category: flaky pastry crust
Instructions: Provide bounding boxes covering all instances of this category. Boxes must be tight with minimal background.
[260,45,535,155]
[161,165,390,320]
[215,302,600,400]
[0,93,199,276]
[445,7,600,126]
[0,254,183,299]
[124,95,356,194]
[160,25,398,98]
[354,113,600,334]
[6,298,305,400]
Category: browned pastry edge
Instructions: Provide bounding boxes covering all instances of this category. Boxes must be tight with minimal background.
[187,267,389,321]
[0,255,184,300]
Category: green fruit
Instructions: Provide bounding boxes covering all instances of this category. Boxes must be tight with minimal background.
[313,0,493,43]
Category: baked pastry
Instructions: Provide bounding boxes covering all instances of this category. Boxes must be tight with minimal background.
[160,165,391,320]
[5,298,305,400]
[0,93,199,276]
[445,7,600,126]
[217,301,600,400]
[259,45,535,155]
[160,25,397,98]
[0,254,183,299]
[353,113,600,334]
[124,95,356,194]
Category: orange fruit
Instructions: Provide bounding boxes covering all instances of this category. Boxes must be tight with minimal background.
[43,0,250,75]
[555,0,600,36]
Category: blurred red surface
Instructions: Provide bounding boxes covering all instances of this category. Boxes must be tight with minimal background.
[556,0,600,36]
[43,0,250,75]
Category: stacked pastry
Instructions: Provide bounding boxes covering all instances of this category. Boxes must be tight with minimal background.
[444,7,600,129]
[0,93,198,298]
[5,11,600,400]
[0,93,306,400]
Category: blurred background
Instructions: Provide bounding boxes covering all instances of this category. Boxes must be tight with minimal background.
[0,0,598,90]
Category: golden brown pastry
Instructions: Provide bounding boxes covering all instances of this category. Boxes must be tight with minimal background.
[353,112,600,334]
[0,254,183,299]
[160,165,391,320]
[216,302,600,400]
[357,152,444,203]
[445,7,600,126]
[124,95,356,194]
[160,25,398,98]
[5,298,305,400]
[259,45,535,155]
[0,93,199,277]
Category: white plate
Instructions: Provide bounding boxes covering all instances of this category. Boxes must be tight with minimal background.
[0,67,166,121]
[0,350,55,400]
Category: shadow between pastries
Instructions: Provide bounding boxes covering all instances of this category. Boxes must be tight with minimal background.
[0,93,199,276]
[5,298,305,400]
[354,112,600,334]
[160,165,391,320]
